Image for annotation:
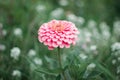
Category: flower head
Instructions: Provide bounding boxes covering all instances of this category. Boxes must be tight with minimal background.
[59,0,68,6]
[87,63,96,71]
[90,45,97,51]
[28,49,36,57]
[50,8,64,19]
[33,57,42,65]
[111,42,120,51]
[13,28,22,37]
[38,20,79,50]
[0,44,6,51]
[10,47,21,60]
[36,5,46,12]
[79,53,88,60]
[12,70,21,77]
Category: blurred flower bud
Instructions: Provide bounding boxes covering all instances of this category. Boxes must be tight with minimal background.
[10,47,21,60]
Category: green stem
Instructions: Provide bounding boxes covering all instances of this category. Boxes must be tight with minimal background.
[57,47,67,80]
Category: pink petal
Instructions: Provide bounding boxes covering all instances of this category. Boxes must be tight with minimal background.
[38,36,43,42]
[41,37,47,41]
[52,42,58,47]
[44,41,48,45]
[59,44,64,48]
[72,41,76,45]
[57,40,62,45]
[48,46,54,50]
[47,41,52,47]
[52,38,58,41]
[55,35,60,39]
[65,43,70,48]
[63,38,69,43]
[47,38,51,42]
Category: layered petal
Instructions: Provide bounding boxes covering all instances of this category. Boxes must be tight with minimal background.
[38,20,79,50]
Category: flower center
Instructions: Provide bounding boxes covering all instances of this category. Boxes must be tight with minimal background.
[51,23,65,32]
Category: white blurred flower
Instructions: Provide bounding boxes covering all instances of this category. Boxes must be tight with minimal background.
[50,8,64,19]
[36,5,46,12]
[99,22,110,39]
[112,59,116,65]
[76,29,81,44]
[13,28,22,37]
[79,53,88,60]
[90,45,97,51]
[0,44,6,51]
[117,66,120,74]
[114,20,120,27]
[66,13,77,22]
[81,44,87,50]
[33,57,42,65]
[112,51,120,56]
[66,13,85,25]
[59,0,68,6]
[99,22,109,30]
[10,47,21,60]
[85,31,92,43]
[86,37,91,43]
[83,63,96,78]
[12,70,21,77]
[87,63,96,71]
[2,29,7,36]
[85,31,92,38]
[78,30,86,43]
[28,49,36,57]
[102,31,110,39]
[87,20,97,28]
[111,42,120,51]
[118,57,120,61]
[84,63,96,78]
[113,20,120,34]
[77,17,85,25]
[92,29,100,39]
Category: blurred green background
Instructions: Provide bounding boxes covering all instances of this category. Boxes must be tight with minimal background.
[0,0,120,80]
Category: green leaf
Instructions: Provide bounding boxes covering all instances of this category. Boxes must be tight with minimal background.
[35,67,62,77]
[35,69,56,76]
[56,74,61,80]
[95,62,116,80]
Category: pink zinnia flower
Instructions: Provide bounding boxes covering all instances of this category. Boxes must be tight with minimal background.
[38,20,79,50]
